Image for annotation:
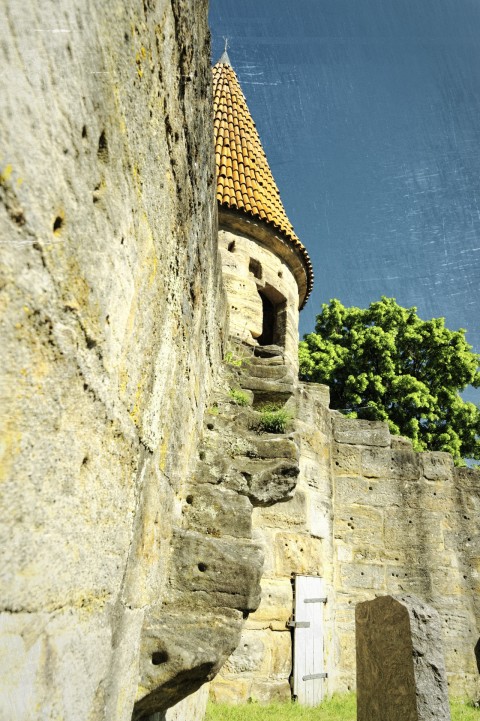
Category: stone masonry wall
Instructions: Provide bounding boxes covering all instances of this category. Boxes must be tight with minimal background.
[210,382,336,703]
[211,389,480,703]
[0,2,227,719]
[332,415,480,698]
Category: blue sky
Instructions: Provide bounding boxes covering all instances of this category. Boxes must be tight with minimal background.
[209,0,480,401]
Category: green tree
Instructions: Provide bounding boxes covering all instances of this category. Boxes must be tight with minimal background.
[299,297,480,464]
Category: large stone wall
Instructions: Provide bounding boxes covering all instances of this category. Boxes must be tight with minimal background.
[0,2,227,719]
[332,415,480,697]
[211,389,480,702]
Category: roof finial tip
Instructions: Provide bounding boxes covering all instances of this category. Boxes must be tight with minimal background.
[217,37,232,66]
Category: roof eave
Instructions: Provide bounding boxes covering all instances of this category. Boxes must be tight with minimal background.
[218,205,313,309]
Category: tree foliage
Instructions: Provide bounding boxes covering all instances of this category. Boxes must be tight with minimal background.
[299,297,480,464]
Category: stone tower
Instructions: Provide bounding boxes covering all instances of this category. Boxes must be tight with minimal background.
[212,51,314,368]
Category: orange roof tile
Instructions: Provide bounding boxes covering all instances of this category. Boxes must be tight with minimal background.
[213,57,314,306]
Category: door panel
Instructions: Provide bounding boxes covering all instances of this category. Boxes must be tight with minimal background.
[293,575,326,705]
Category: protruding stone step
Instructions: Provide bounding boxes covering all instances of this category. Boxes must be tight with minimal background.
[246,363,292,381]
[253,344,284,359]
[240,375,295,396]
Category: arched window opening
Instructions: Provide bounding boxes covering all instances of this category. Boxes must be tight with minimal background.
[257,287,287,348]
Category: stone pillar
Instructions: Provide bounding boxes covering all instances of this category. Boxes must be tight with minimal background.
[356,595,451,721]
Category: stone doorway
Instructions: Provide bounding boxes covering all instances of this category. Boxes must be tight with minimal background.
[257,287,287,348]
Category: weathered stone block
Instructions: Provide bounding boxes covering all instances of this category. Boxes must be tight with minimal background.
[250,679,292,703]
[268,631,292,677]
[306,490,331,538]
[340,563,385,591]
[274,532,324,576]
[182,484,252,539]
[420,452,454,481]
[254,490,306,530]
[209,676,252,704]
[333,417,391,447]
[391,436,414,449]
[334,507,384,549]
[224,630,265,674]
[335,476,401,508]
[356,595,451,721]
[361,448,420,480]
[247,577,292,629]
[332,443,362,475]
[169,530,263,611]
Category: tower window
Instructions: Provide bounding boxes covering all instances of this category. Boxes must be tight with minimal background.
[256,289,287,348]
[249,258,262,280]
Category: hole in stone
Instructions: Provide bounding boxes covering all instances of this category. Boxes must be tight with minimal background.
[278,270,283,278]
[186,495,193,505]
[243,611,249,619]
[227,240,235,252]
[82,456,89,466]
[82,125,87,138]
[207,423,214,430]
[369,486,373,490]
[97,130,109,162]
[198,562,207,572]
[199,450,205,460]
[53,216,64,233]
[151,650,169,665]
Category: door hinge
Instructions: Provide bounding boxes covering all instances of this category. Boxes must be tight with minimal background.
[304,597,327,604]
[302,673,328,681]
[287,620,310,628]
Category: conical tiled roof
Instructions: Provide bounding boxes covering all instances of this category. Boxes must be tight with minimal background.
[213,59,314,307]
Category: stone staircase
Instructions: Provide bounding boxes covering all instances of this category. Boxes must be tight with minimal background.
[132,344,300,718]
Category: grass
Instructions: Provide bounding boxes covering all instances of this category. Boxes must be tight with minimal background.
[229,388,250,406]
[257,402,292,434]
[205,696,480,721]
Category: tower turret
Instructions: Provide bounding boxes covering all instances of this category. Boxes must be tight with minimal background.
[213,54,313,368]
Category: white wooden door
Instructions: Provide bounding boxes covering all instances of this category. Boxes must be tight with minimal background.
[292,575,326,705]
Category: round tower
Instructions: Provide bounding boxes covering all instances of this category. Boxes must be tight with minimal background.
[213,51,314,370]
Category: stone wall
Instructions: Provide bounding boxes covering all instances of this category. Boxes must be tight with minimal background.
[212,389,480,702]
[0,2,227,719]
[332,415,480,698]
[210,382,336,703]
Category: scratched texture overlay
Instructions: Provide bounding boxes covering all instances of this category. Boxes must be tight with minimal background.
[209,0,480,403]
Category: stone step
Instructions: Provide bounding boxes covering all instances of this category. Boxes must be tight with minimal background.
[253,344,284,359]
[239,375,295,396]
[244,363,291,381]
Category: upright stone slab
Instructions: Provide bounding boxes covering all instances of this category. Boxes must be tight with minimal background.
[356,595,451,721]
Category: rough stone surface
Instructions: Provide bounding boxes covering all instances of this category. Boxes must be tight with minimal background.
[0,2,256,719]
[213,398,480,702]
[131,350,300,717]
[356,595,451,721]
